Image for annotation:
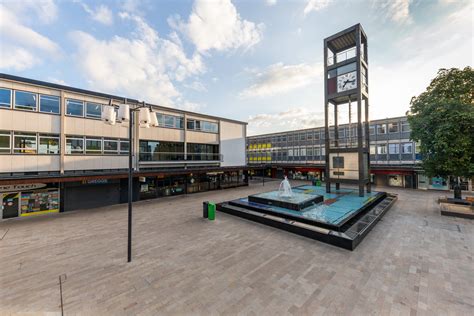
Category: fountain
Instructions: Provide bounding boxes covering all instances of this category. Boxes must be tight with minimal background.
[278,176,293,198]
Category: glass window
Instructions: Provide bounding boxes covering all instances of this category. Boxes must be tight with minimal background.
[388,143,399,154]
[369,126,375,135]
[176,117,184,129]
[38,134,59,154]
[14,132,37,153]
[103,139,118,153]
[401,121,411,132]
[157,113,165,126]
[0,88,11,108]
[377,144,387,155]
[370,145,376,155]
[85,138,102,154]
[187,119,195,130]
[377,124,386,134]
[66,136,84,154]
[39,95,60,114]
[86,102,102,118]
[15,91,37,111]
[0,130,11,153]
[401,142,413,154]
[164,115,175,127]
[66,99,84,116]
[120,140,129,154]
[336,62,356,75]
[388,122,399,133]
[327,69,337,78]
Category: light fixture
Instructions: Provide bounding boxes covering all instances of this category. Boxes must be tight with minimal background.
[138,107,151,128]
[117,103,130,122]
[149,109,159,127]
[101,105,116,125]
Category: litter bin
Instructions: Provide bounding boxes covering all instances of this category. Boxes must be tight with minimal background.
[203,201,209,218]
[208,202,216,221]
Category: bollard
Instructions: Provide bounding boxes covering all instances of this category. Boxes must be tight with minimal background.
[208,202,216,220]
[203,201,209,218]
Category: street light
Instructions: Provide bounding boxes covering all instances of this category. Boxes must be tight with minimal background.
[102,100,156,262]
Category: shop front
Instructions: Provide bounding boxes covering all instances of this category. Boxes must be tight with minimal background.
[1,183,59,219]
[372,170,415,188]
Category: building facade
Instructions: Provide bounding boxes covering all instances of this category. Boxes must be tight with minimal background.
[247,116,473,192]
[0,74,247,220]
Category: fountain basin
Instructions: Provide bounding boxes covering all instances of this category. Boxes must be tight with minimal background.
[248,191,324,211]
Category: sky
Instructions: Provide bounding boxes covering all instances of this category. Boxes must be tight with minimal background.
[0,0,472,135]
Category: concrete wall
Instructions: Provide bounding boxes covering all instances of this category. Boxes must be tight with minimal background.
[220,121,246,167]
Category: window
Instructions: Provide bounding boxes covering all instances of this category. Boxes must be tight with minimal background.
[337,62,356,75]
[401,142,413,154]
[120,140,129,154]
[370,145,376,155]
[66,99,84,116]
[376,144,387,155]
[314,131,320,140]
[300,133,306,141]
[338,128,345,138]
[369,126,375,135]
[0,88,11,108]
[388,143,399,154]
[186,119,218,133]
[164,115,175,127]
[66,136,84,154]
[377,124,386,134]
[0,130,10,153]
[202,121,218,133]
[103,139,119,154]
[314,147,320,156]
[15,91,37,111]
[401,121,411,132]
[85,138,102,154]
[186,119,195,130]
[388,122,399,133]
[38,134,60,154]
[14,133,37,153]
[39,95,60,114]
[86,102,102,118]
[307,132,313,140]
[333,156,344,168]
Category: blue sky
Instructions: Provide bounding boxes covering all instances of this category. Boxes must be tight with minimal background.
[0,0,472,135]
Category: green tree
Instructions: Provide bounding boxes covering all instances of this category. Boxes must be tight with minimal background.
[408,67,474,194]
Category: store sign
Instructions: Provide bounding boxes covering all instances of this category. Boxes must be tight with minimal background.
[83,179,108,185]
[0,183,47,193]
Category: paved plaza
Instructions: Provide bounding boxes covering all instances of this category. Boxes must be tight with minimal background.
[0,181,473,315]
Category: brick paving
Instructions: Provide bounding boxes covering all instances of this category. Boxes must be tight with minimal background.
[0,181,473,315]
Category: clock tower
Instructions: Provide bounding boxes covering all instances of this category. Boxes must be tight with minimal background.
[324,24,370,196]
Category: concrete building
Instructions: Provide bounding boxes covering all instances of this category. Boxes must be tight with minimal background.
[246,116,473,191]
[0,74,247,219]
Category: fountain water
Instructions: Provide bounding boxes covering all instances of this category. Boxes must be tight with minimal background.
[278,176,293,198]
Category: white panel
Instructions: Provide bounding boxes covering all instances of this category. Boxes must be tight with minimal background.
[64,156,128,170]
[186,131,218,144]
[139,127,184,142]
[220,121,246,167]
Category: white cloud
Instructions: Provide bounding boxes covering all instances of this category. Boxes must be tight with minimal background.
[0,3,60,71]
[70,12,204,106]
[77,1,114,26]
[240,62,323,98]
[248,108,325,135]
[3,0,58,24]
[170,0,264,53]
[376,0,413,24]
[184,81,207,92]
[303,0,333,16]
[265,0,277,6]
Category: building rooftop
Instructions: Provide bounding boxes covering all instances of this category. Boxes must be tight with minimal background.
[0,73,247,125]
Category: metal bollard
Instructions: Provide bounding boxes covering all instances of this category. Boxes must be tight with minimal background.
[203,201,209,218]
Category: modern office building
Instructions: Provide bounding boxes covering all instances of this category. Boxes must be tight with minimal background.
[247,116,473,192]
[0,73,247,220]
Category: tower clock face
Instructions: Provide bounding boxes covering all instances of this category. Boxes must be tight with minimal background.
[337,71,357,92]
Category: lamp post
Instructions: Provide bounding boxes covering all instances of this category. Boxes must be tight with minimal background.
[103,100,156,263]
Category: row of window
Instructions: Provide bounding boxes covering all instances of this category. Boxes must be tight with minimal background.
[0,89,219,133]
[0,131,129,155]
[248,142,418,156]
[186,119,218,133]
[248,122,411,147]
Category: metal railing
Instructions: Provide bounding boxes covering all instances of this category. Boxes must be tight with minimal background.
[139,152,223,162]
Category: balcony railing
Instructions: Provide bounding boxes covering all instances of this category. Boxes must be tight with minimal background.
[327,47,358,66]
[139,152,223,162]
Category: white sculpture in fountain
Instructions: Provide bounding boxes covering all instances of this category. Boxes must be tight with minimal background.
[278,176,294,198]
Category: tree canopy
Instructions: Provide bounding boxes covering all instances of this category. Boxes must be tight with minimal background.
[408,67,474,179]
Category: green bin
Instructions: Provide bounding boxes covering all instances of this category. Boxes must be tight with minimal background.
[208,202,216,220]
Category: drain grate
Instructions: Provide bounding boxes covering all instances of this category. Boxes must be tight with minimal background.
[423,220,461,232]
